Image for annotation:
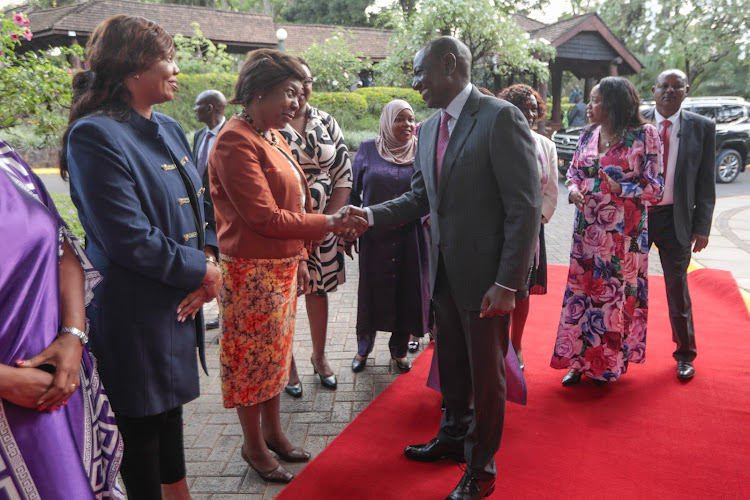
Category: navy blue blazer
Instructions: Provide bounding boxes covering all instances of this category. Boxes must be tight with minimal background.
[67,110,217,418]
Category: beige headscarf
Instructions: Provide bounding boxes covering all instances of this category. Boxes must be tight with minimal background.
[376,99,417,165]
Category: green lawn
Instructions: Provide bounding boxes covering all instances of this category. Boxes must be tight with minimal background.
[51,193,85,241]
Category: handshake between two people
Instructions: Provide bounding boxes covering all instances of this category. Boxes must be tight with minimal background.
[326,205,369,241]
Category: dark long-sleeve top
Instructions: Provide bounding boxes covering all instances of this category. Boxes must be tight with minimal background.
[350,139,430,334]
[66,110,215,417]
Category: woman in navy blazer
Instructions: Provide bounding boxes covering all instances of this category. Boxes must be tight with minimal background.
[60,16,221,500]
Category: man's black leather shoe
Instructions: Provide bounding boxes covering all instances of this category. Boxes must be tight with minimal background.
[205,317,219,329]
[445,471,495,500]
[404,438,465,463]
[677,361,695,380]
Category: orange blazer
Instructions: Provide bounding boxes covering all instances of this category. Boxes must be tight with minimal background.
[209,116,327,260]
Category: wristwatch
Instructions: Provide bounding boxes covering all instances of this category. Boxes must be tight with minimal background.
[59,326,88,345]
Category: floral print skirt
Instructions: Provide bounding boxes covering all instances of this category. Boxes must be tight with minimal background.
[218,254,299,408]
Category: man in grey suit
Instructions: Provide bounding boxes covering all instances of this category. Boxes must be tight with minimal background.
[646,69,716,380]
[353,37,541,499]
[192,89,226,329]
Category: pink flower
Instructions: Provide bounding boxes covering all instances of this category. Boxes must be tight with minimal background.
[23,30,32,41]
[603,303,623,333]
[590,276,621,304]
[13,13,24,24]
[10,33,19,41]
[584,345,608,376]
[584,225,615,258]
[555,328,582,359]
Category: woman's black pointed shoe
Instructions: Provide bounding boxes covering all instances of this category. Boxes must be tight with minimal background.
[351,355,367,373]
[311,357,337,390]
[562,369,582,386]
[284,382,302,398]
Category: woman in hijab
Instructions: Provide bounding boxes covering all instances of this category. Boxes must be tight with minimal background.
[347,99,431,373]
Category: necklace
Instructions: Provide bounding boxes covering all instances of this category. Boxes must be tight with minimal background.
[601,130,618,147]
[239,111,278,148]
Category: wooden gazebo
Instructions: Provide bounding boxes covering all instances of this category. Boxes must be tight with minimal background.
[516,13,642,130]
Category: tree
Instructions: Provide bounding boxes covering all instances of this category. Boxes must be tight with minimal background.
[376,0,554,87]
[173,22,235,74]
[283,0,374,26]
[595,0,750,94]
[295,30,371,92]
[1,12,81,144]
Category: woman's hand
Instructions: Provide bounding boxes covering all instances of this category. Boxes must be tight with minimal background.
[344,240,358,260]
[569,190,585,211]
[297,262,311,296]
[177,253,223,322]
[16,334,83,410]
[0,364,55,410]
[326,206,368,240]
[598,170,623,194]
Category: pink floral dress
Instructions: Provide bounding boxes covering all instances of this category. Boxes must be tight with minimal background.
[551,124,663,382]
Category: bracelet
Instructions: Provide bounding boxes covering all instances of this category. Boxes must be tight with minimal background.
[59,326,88,345]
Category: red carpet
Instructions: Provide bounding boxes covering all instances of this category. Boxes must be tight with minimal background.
[277,266,750,499]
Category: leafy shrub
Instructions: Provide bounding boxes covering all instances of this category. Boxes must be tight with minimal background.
[174,23,236,75]
[308,92,368,119]
[154,73,239,133]
[355,87,429,116]
[296,31,372,92]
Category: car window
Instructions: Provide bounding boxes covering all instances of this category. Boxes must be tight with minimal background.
[688,104,746,124]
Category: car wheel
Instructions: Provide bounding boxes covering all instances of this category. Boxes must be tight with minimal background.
[715,149,741,184]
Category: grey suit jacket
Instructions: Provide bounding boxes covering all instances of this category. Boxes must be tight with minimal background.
[645,109,716,246]
[370,87,542,311]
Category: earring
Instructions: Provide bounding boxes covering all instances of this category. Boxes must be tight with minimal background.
[134,75,140,80]
[258,95,263,100]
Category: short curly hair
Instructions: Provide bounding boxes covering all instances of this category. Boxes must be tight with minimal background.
[497,84,547,123]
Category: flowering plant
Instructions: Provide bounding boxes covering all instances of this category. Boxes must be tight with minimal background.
[1,13,82,145]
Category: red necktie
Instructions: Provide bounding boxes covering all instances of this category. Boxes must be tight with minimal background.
[436,111,451,180]
[659,119,671,181]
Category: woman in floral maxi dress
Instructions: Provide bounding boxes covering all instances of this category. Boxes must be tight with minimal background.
[551,78,664,385]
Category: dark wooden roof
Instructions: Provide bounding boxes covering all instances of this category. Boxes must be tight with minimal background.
[524,13,641,75]
[276,23,392,61]
[14,0,392,60]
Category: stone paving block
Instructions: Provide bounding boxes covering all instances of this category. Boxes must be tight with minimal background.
[222,460,249,477]
[312,392,335,412]
[206,435,241,462]
[193,424,225,449]
[185,447,211,462]
[352,401,370,412]
[190,476,243,494]
[238,472,269,494]
[209,413,240,425]
[186,460,226,477]
[280,400,314,413]
[222,423,243,436]
[330,401,352,423]
[307,422,348,435]
[333,390,374,402]
[302,435,328,457]
[290,411,330,423]
[284,423,309,445]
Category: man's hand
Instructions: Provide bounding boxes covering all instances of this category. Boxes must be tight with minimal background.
[326,206,368,240]
[692,234,709,253]
[479,285,515,318]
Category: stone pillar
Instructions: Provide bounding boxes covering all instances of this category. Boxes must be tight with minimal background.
[550,63,563,131]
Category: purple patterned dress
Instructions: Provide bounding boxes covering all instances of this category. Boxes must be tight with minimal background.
[551,124,663,382]
[0,141,123,499]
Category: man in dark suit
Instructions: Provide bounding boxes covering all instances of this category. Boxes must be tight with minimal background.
[353,37,541,499]
[192,90,226,329]
[646,69,716,380]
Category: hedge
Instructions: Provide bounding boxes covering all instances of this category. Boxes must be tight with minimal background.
[308,92,368,119]
[154,73,238,133]
[354,87,429,116]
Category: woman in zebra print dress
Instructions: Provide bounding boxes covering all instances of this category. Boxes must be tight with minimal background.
[279,57,353,396]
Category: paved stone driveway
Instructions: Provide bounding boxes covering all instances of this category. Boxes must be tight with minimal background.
[182,178,667,499]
